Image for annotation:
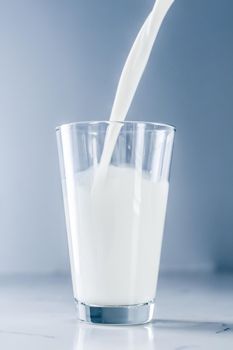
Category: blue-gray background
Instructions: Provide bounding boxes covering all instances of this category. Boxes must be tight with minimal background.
[0,0,232,274]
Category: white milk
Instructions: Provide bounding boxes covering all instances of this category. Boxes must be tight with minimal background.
[63,0,175,307]
[64,166,169,305]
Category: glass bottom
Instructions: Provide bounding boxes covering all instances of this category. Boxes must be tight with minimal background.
[75,299,155,325]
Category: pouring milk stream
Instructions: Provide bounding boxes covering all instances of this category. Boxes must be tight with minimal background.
[93,0,175,188]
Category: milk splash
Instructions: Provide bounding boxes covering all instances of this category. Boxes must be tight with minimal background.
[93,0,175,187]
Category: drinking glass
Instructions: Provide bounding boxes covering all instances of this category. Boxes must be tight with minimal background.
[56,121,175,325]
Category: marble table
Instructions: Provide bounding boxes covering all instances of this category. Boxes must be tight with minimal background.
[0,272,232,349]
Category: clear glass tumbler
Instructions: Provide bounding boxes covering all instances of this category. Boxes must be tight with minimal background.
[56,121,175,325]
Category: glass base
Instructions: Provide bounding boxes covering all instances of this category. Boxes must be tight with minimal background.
[75,299,155,325]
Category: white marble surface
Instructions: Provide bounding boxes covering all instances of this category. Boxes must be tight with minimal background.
[0,272,232,349]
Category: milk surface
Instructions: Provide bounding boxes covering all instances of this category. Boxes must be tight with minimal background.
[64,166,169,305]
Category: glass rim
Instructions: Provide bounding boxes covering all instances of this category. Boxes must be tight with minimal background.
[56,120,176,133]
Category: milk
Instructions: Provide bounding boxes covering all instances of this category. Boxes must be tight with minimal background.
[64,166,169,305]
[59,0,175,310]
